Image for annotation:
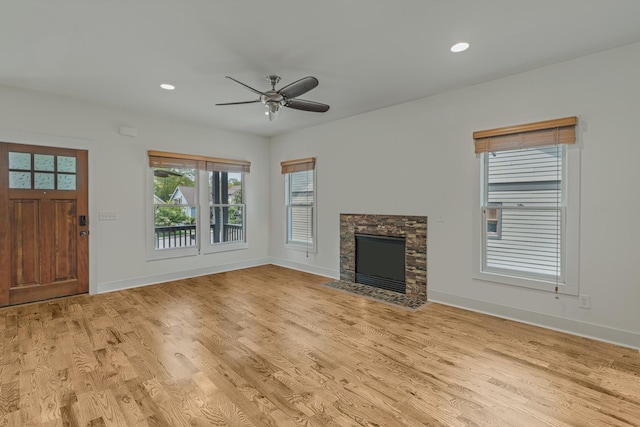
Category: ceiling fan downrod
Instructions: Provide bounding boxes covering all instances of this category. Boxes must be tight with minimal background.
[267,75,281,90]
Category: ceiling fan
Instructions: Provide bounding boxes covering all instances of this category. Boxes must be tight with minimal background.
[216,75,330,121]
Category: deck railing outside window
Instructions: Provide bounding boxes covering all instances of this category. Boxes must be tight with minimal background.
[155,223,243,249]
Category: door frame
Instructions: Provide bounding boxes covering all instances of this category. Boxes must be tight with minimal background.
[0,130,97,295]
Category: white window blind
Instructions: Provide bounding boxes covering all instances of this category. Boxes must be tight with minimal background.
[288,170,314,245]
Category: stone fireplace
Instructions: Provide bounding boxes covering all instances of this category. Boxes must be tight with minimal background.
[340,214,427,298]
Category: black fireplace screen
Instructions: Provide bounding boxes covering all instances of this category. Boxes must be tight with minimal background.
[355,234,406,293]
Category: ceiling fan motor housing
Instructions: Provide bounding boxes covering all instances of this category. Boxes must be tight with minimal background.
[261,91,284,106]
[264,75,285,106]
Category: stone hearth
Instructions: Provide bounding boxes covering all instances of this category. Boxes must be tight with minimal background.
[340,214,427,298]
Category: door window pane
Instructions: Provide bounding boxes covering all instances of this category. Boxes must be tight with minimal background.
[34,172,55,189]
[8,152,31,170]
[57,174,76,190]
[57,156,76,173]
[9,171,31,189]
[34,154,55,171]
[8,152,78,191]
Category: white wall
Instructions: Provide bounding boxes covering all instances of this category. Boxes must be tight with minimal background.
[0,85,271,293]
[269,42,640,349]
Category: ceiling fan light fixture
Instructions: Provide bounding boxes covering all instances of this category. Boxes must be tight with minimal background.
[265,101,280,121]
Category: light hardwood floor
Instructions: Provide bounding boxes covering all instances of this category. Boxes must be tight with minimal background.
[1,264,639,426]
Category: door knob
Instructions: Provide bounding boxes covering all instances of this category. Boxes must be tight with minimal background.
[80,231,88,236]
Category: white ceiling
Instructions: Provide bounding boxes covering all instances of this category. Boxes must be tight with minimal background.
[2,1,640,138]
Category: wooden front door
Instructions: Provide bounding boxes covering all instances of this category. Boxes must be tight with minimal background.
[0,142,89,306]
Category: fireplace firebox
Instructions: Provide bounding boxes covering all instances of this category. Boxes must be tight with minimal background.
[355,234,406,293]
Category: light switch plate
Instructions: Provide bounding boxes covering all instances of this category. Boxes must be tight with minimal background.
[99,211,118,221]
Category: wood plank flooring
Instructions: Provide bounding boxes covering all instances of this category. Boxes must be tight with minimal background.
[1,264,639,426]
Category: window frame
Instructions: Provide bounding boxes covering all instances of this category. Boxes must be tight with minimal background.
[146,166,199,260]
[146,151,250,260]
[472,123,580,296]
[201,169,248,254]
[284,168,317,253]
[483,145,567,280]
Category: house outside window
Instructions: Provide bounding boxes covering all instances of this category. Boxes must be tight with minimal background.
[281,157,316,254]
[147,151,250,259]
[473,117,580,295]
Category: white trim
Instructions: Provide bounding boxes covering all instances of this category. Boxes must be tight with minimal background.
[268,257,339,279]
[203,241,248,254]
[98,257,271,294]
[0,130,99,295]
[429,290,640,350]
[285,240,316,253]
[146,247,199,260]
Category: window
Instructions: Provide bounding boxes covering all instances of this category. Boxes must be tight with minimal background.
[147,151,250,259]
[8,151,78,190]
[484,145,563,278]
[473,117,580,295]
[281,157,316,253]
[209,170,244,245]
[153,165,198,252]
[486,202,502,239]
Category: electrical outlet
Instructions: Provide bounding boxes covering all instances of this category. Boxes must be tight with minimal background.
[579,294,591,309]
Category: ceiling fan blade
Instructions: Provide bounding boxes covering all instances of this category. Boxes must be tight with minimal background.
[225,76,265,96]
[284,98,330,113]
[215,100,261,106]
[278,76,319,99]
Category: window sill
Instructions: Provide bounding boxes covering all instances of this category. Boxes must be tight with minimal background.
[473,269,578,296]
[286,242,317,254]
[146,247,198,261]
[202,242,248,254]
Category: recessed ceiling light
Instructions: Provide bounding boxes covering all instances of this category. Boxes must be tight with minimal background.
[450,42,470,53]
[160,83,175,90]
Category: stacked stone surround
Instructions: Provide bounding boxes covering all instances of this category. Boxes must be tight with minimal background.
[340,214,427,298]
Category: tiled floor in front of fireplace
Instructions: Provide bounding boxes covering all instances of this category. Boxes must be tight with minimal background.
[319,280,429,310]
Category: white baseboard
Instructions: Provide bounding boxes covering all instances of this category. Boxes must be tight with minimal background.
[97,257,271,294]
[268,257,339,280]
[429,290,640,351]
